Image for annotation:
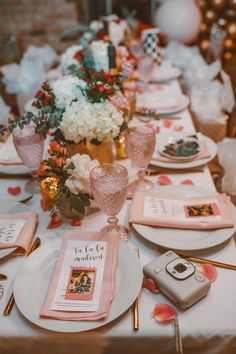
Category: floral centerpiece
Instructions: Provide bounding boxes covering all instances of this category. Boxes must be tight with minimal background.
[39,140,99,219]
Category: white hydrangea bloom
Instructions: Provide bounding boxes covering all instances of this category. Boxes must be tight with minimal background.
[60,45,83,73]
[90,41,109,71]
[60,99,124,143]
[52,76,87,109]
[65,153,99,194]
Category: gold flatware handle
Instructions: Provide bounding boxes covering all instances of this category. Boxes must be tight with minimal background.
[3,237,41,316]
[0,274,7,281]
[132,249,140,331]
[156,245,236,271]
[147,168,204,176]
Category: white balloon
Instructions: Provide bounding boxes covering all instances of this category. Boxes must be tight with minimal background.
[154,0,202,44]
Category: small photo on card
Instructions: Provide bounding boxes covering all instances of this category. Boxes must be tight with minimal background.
[184,203,220,218]
[65,267,96,301]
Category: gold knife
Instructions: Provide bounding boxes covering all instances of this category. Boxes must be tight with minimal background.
[3,237,41,316]
[156,245,236,271]
[133,248,140,331]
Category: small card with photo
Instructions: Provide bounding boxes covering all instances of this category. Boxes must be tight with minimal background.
[0,219,26,244]
[50,240,107,312]
[184,203,220,218]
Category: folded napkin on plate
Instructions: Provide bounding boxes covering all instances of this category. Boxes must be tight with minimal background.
[136,92,182,111]
[0,137,22,165]
[0,211,38,253]
[151,65,180,82]
[40,230,120,321]
[153,141,211,163]
[129,191,234,230]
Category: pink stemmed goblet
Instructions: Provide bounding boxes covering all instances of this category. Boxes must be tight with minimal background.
[90,163,130,242]
[125,126,156,195]
[138,56,155,90]
[12,125,44,194]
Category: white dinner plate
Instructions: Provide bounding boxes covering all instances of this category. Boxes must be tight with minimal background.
[13,238,143,332]
[151,133,217,169]
[1,180,32,202]
[0,164,31,175]
[132,185,236,251]
[0,199,29,258]
[158,135,202,161]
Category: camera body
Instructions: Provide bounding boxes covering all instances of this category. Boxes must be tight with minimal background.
[143,251,211,309]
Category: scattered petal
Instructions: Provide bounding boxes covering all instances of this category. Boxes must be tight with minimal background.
[155,126,160,133]
[163,119,173,128]
[71,219,82,227]
[180,179,194,185]
[47,214,63,229]
[197,264,217,283]
[157,175,172,185]
[40,198,49,212]
[174,125,184,131]
[153,303,177,323]
[142,278,160,294]
[145,123,154,129]
[8,186,21,196]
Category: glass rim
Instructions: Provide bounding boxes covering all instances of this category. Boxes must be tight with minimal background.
[12,125,41,139]
[89,163,128,180]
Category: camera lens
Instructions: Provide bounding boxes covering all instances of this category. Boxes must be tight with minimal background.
[174,263,187,273]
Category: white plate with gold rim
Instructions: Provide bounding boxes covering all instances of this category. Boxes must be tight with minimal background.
[132,185,236,251]
[13,238,143,332]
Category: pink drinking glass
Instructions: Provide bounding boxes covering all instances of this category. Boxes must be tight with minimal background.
[90,163,130,242]
[13,125,44,194]
[125,126,156,195]
[128,40,144,60]
[138,56,155,89]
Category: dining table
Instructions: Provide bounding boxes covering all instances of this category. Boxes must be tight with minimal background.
[0,78,236,354]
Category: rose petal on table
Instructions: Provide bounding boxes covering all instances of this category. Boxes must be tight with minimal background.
[174,125,184,131]
[40,198,49,212]
[142,278,160,294]
[153,303,177,323]
[155,126,160,133]
[47,214,63,229]
[157,175,172,185]
[180,179,194,185]
[7,186,21,196]
[71,219,82,227]
[197,264,217,283]
[146,122,154,129]
[163,119,173,128]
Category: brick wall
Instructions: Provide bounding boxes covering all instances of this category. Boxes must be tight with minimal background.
[0,0,80,63]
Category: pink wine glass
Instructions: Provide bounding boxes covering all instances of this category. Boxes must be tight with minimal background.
[90,163,130,242]
[125,126,156,195]
[138,56,155,90]
[128,40,144,60]
[13,125,44,194]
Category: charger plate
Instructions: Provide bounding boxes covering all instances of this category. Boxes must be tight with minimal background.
[132,185,236,251]
[13,238,143,332]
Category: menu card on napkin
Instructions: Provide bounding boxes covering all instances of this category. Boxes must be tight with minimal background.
[40,230,119,321]
[0,212,38,253]
[129,191,234,230]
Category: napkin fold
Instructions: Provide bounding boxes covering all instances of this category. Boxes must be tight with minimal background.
[153,140,211,163]
[129,191,234,230]
[40,230,120,321]
[136,92,182,111]
[0,138,23,165]
[0,211,38,253]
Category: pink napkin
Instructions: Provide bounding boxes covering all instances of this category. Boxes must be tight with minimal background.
[0,141,23,165]
[153,141,211,163]
[136,92,182,111]
[40,230,120,321]
[0,212,38,253]
[129,191,234,230]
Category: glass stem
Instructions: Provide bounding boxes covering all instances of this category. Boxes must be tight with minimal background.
[137,168,146,180]
[107,216,119,228]
[31,169,38,179]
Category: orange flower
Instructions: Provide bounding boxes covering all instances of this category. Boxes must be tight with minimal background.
[49,140,60,152]
[54,157,65,167]
[38,160,49,176]
[58,146,68,155]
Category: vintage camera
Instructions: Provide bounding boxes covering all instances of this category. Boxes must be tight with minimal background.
[143,251,211,309]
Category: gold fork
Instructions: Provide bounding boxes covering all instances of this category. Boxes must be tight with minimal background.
[156,244,236,270]
[132,248,140,331]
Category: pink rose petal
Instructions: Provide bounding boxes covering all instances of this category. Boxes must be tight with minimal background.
[180,179,194,185]
[8,186,21,196]
[142,278,160,294]
[163,119,173,128]
[157,175,172,185]
[197,264,217,283]
[145,123,154,129]
[155,126,160,133]
[174,125,184,131]
[153,303,177,323]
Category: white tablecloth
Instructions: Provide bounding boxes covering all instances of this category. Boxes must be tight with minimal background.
[0,80,236,354]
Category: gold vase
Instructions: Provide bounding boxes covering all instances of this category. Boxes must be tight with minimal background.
[86,139,114,164]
